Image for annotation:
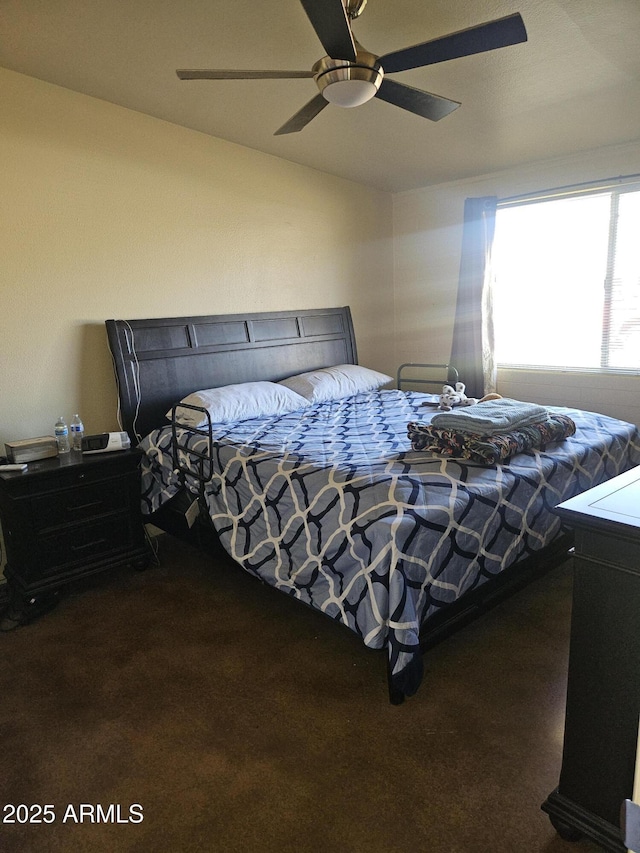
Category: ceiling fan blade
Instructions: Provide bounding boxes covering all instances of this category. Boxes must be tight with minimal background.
[177,69,314,80]
[375,78,460,122]
[274,94,329,135]
[299,0,357,62]
[379,13,527,74]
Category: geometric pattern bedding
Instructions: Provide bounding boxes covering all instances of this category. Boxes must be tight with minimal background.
[138,389,640,699]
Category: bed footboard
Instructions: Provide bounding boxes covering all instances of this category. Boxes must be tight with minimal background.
[382,531,574,705]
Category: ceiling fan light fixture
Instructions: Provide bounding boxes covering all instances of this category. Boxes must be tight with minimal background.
[322,77,377,107]
[314,59,383,108]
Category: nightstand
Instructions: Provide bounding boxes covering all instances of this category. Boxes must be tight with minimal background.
[0,449,149,630]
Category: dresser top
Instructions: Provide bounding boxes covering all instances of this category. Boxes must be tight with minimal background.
[555,465,640,534]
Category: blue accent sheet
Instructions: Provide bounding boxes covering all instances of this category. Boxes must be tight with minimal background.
[139,390,640,697]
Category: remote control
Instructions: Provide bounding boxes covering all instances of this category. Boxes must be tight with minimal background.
[0,463,28,472]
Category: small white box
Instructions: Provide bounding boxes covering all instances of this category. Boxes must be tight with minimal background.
[5,436,58,463]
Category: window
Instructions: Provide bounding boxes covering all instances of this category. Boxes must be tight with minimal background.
[493,182,640,372]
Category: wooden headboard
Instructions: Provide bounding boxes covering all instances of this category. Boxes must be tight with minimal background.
[106,306,357,442]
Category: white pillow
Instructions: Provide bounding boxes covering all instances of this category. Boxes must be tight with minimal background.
[279,364,392,404]
[168,381,310,428]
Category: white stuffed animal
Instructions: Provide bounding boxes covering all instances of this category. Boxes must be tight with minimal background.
[438,382,479,411]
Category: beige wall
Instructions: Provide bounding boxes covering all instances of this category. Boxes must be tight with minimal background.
[0,68,393,449]
[393,141,640,427]
[3,65,639,453]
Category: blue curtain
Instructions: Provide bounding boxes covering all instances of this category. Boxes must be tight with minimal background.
[450,196,498,399]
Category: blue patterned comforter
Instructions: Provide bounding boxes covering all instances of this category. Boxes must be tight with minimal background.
[138,390,640,697]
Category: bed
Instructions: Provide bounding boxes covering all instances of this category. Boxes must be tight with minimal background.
[106,306,640,703]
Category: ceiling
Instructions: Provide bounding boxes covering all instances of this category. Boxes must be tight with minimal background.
[1,0,639,193]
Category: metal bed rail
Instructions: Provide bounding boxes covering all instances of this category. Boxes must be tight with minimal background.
[396,363,459,392]
[170,402,215,488]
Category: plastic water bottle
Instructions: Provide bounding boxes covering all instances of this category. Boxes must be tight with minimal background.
[70,413,85,452]
[54,416,70,454]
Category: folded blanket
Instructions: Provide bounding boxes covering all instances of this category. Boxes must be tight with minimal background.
[407,413,577,465]
[431,397,549,435]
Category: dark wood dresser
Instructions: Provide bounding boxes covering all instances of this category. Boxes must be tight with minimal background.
[0,449,149,629]
[542,465,640,851]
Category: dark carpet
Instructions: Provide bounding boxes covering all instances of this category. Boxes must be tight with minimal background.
[0,534,602,853]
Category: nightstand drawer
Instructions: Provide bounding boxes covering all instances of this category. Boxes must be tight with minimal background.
[34,513,135,576]
[29,476,131,530]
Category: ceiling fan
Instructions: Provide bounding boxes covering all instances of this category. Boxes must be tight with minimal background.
[176,0,527,135]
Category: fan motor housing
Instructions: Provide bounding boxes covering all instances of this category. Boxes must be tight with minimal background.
[313,47,383,107]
